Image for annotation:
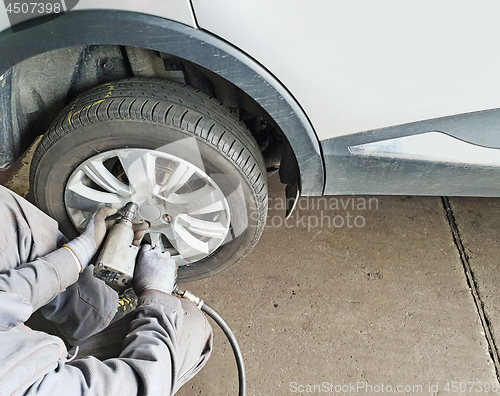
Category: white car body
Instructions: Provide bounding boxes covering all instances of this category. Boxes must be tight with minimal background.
[1,0,499,197]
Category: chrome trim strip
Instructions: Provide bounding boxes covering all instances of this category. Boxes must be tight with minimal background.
[349,131,500,168]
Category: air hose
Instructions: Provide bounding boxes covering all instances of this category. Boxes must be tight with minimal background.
[174,287,246,396]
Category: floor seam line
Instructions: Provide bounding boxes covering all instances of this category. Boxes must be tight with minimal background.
[441,196,500,380]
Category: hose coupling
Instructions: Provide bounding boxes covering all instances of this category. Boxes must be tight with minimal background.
[173,287,204,309]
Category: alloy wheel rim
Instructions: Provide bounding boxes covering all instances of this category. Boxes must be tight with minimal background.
[64,148,231,266]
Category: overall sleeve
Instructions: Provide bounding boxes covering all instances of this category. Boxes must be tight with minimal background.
[25,292,185,396]
[40,265,119,344]
[0,248,79,330]
[0,185,118,344]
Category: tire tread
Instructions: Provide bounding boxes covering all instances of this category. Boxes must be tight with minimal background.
[30,78,268,270]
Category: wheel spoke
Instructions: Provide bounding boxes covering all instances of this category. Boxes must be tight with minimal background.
[118,150,157,200]
[66,172,125,212]
[167,184,214,205]
[82,160,131,197]
[189,199,227,215]
[159,162,196,196]
[173,224,211,255]
[167,184,227,216]
[176,214,227,239]
[67,207,92,230]
[148,231,165,250]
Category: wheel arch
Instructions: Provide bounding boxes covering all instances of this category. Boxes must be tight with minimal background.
[0,9,324,195]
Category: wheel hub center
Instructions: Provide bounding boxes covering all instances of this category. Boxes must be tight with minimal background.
[139,204,162,221]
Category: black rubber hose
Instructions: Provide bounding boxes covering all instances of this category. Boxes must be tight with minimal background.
[201,302,246,396]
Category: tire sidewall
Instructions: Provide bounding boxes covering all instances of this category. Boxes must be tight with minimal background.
[33,120,264,281]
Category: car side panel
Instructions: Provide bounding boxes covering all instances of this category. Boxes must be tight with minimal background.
[192,0,500,141]
[0,0,197,32]
[322,111,500,196]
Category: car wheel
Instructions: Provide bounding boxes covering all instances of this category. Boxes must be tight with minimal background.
[30,78,268,282]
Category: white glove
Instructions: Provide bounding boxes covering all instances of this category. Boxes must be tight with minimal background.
[133,244,178,295]
[65,205,117,271]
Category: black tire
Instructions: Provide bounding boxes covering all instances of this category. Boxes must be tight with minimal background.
[30,78,268,282]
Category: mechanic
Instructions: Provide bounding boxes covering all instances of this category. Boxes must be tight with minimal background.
[0,185,212,396]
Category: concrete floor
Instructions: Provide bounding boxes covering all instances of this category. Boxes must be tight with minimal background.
[177,179,499,395]
[3,150,500,395]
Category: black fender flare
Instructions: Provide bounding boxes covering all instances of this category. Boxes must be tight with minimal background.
[0,10,324,195]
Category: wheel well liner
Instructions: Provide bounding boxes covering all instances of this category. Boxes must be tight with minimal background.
[0,10,324,195]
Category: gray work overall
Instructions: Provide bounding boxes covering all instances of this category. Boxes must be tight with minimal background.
[0,185,212,396]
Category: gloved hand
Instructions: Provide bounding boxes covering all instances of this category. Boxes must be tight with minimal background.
[133,244,178,296]
[65,205,118,271]
[65,205,149,271]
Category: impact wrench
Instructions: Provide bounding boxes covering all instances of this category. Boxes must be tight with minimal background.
[94,202,247,396]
